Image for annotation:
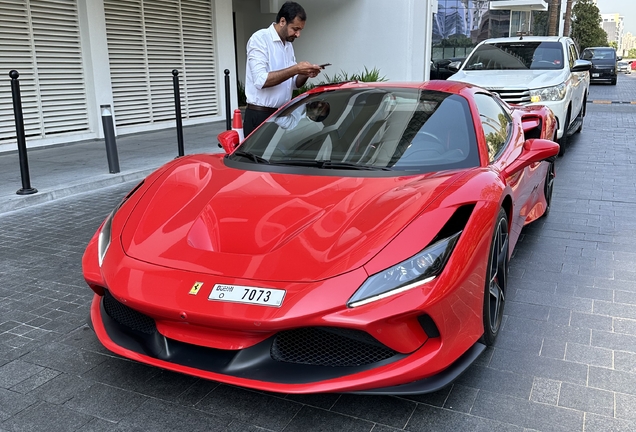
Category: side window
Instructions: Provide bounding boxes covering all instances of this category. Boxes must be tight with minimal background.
[473,93,512,162]
[568,43,578,68]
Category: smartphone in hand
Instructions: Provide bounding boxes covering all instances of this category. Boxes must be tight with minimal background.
[319,63,331,69]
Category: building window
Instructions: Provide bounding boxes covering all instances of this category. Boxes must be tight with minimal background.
[511,10,531,35]
[489,10,511,39]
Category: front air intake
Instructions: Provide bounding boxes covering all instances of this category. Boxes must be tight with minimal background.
[102,290,157,335]
[271,327,399,367]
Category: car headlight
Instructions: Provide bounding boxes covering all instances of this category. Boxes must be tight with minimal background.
[97,180,145,267]
[529,82,567,103]
[97,210,115,267]
[348,232,461,308]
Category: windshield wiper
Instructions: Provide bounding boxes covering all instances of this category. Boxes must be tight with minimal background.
[272,159,392,171]
[230,150,270,164]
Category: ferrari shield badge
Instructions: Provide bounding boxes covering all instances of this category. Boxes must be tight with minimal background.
[189,282,204,295]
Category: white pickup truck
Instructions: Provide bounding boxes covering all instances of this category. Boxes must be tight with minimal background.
[448,36,591,156]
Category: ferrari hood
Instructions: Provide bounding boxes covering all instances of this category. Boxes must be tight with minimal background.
[450,69,567,90]
[121,155,465,282]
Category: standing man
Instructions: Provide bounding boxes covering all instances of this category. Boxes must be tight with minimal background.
[243,1,322,136]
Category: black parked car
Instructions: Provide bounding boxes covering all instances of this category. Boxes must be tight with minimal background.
[581,47,618,85]
[430,57,465,80]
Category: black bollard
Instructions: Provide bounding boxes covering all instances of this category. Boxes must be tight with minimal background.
[9,70,37,195]
[100,104,120,173]
[172,69,184,157]
[224,69,231,130]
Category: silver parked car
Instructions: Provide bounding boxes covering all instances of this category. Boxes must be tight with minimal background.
[618,61,631,74]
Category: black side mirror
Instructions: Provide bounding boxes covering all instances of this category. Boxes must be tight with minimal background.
[572,59,592,72]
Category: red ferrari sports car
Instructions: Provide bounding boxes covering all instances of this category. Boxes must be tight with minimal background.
[83,80,559,394]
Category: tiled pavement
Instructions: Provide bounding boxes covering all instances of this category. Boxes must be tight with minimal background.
[1,73,636,431]
[0,121,226,215]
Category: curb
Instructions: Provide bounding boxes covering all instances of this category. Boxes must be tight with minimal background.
[588,100,636,104]
[0,169,154,216]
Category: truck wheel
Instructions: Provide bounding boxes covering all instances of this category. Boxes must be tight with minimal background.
[558,111,570,157]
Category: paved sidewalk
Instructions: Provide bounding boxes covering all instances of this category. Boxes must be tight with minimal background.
[0,121,227,215]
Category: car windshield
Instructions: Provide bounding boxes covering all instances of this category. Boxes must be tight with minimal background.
[463,41,565,70]
[581,48,615,60]
[229,87,479,173]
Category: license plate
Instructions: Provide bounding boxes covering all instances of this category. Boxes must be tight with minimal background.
[208,284,285,307]
[592,73,599,77]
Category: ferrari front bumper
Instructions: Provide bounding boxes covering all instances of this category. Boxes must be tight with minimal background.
[90,290,485,394]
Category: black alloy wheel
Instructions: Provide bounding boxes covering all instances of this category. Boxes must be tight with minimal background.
[480,208,509,346]
[542,162,555,218]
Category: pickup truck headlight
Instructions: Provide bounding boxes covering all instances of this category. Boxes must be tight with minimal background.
[347,232,461,308]
[529,82,567,103]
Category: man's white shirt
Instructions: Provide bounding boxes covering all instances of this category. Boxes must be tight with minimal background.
[246,23,299,109]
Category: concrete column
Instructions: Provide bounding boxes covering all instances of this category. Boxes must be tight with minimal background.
[77,0,115,139]
[214,0,239,115]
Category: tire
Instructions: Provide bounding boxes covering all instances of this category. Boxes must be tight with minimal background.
[611,78,617,85]
[541,162,555,218]
[480,208,509,346]
[576,97,586,134]
[557,110,570,157]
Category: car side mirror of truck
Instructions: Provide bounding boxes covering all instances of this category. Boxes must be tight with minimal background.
[447,61,461,72]
[572,59,592,72]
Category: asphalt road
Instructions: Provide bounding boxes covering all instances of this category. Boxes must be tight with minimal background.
[1,73,636,431]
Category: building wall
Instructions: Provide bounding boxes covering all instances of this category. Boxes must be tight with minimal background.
[602,13,623,50]
[2,0,436,153]
[0,0,237,153]
[431,0,551,61]
[234,0,430,85]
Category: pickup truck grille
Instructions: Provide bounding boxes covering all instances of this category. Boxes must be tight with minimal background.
[486,88,531,104]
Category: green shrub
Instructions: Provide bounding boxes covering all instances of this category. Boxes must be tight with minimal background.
[237,80,247,106]
[293,66,386,97]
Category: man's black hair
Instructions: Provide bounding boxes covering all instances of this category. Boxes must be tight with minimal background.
[276,1,306,23]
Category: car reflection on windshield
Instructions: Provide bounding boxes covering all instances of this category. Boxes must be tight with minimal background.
[228,87,480,174]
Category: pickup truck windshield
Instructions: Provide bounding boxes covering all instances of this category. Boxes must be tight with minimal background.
[463,41,565,71]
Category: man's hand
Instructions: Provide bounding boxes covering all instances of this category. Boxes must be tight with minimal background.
[263,62,322,89]
[296,61,322,78]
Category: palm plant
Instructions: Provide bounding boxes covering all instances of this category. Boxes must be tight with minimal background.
[293,66,387,97]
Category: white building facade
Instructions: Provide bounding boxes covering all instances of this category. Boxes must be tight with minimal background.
[0,0,555,153]
[601,13,624,51]
[0,0,436,153]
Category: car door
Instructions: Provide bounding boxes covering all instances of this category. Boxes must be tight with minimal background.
[473,93,537,245]
[568,41,586,117]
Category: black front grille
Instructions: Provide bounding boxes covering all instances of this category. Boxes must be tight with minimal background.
[271,327,398,367]
[103,291,156,335]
